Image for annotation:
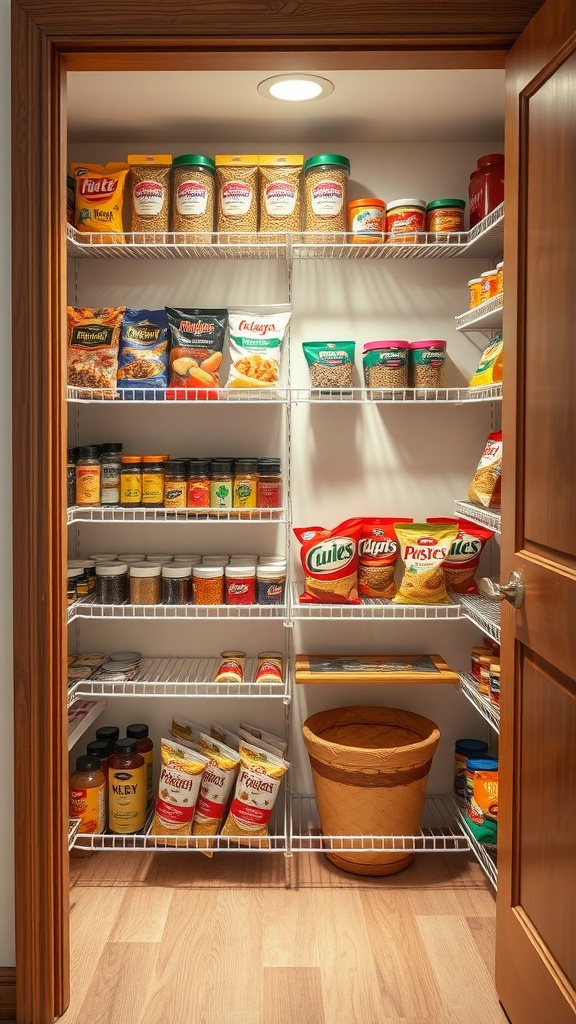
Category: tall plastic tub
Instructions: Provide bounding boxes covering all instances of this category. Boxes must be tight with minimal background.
[302,705,440,875]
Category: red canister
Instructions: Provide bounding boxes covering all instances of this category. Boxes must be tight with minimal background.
[468,154,504,228]
[224,564,256,605]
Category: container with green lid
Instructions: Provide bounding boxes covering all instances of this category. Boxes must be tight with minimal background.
[304,154,350,234]
[172,153,216,237]
[425,197,466,233]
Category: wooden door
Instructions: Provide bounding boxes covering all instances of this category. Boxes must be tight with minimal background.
[498,2,576,1021]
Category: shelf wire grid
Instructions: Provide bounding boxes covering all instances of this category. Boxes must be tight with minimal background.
[68,818,82,851]
[67,505,287,524]
[66,385,288,403]
[455,294,503,333]
[453,500,501,533]
[67,384,502,406]
[70,598,288,622]
[66,207,503,262]
[452,800,498,889]
[290,794,470,853]
[458,673,500,733]
[74,655,289,700]
[71,791,289,853]
[290,584,463,620]
[457,595,501,643]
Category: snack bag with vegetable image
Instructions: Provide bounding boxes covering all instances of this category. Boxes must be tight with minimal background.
[165,306,227,394]
[294,518,362,604]
[427,517,493,594]
[393,521,459,605]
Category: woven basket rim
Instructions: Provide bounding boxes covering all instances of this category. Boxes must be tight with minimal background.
[302,704,440,756]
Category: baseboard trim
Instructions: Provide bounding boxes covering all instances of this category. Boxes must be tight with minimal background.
[0,968,16,1021]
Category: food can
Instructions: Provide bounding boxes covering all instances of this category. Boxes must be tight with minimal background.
[215,651,245,684]
[304,154,350,235]
[465,756,498,807]
[224,564,256,605]
[480,270,499,303]
[489,662,501,706]
[454,738,489,799]
[468,278,483,308]
[385,198,426,242]
[255,652,283,685]
[425,198,465,234]
[347,197,386,242]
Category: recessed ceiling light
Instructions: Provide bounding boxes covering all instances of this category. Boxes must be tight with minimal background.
[257,74,334,102]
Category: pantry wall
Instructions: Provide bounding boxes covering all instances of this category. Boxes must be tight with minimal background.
[66,101,503,821]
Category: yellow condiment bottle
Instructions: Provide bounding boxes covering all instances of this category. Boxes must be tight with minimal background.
[69,755,106,834]
[108,738,147,834]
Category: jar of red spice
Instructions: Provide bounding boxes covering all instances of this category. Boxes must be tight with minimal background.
[256,458,282,508]
[385,198,426,243]
[469,153,504,228]
[224,564,256,605]
[187,459,211,512]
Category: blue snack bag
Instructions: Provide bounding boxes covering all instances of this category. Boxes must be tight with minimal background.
[117,308,169,395]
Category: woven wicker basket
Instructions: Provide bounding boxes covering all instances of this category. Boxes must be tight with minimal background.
[302,705,440,875]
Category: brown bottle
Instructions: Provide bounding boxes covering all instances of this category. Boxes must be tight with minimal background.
[108,738,147,834]
[69,755,106,834]
[127,724,154,807]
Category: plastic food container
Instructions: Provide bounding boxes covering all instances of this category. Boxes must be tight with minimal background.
[256,562,286,605]
[425,198,465,234]
[129,562,161,605]
[172,154,216,240]
[193,564,224,605]
[468,277,483,308]
[385,198,426,242]
[409,340,447,389]
[95,563,129,605]
[161,564,192,605]
[454,738,489,799]
[304,154,350,235]
[347,198,386,242]
[224,564,256,605]
[480,269,499,303]
[363,340,409,393]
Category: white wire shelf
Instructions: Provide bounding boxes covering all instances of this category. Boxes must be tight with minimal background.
[67,206,503,262]
[72,796,288,852]
[67,506,287,524]
[70,599,287,622]
[291,384,502,404]
[453,800,498,889]
[73,655,288,699]
[457,595,501,643]
[290,584,463,620]
[453,500,502,533]
[66,385,288,404]
[455,294,503,333]
[290,793,470,853]
[67,697,107,750]
[458,672,500,733]
[68,817,82,851]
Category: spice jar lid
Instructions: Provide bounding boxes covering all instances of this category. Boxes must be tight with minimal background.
[193,565,224,578]
[117,554,147,564]
[258,554,286,562]
[256,458,281,473]
[304,154,350,174]
[121,455,142,464]
[257,563,287,578]
[142,455,166,464]
[77,445,100,459]
[164,460,187,474]
[115,738,138,755]
[173,153,216,172]
[101,442,123,453]
[96,726,120,742]
[172,554,202,564]
[425,198,466,211]
[211,459,233,473]
[201,555,230,565]
[146,554,173,562]
[86,741,110,758]
[162,564,193,578]
[130,562,162,577]
[348,197,386,210]
[225,564,256,578]
[468,278,483,286]
[76,755,101,772]
[187,460,211,476]
[233,459,258,473]
[89,552,118,561]
[363,340,410,352]
[127,724,149,740]
[410,339,447,350]
[386,198,426,212]
[95,562,128,575]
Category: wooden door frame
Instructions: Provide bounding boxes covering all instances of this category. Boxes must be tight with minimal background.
[11,2,543,1021]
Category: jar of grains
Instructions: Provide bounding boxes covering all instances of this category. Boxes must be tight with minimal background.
[409,340,447,390]
[95,563,129,605]
[256,562,286,605]
[193,565,224,605]
[172,154,216,242]
[128,154,172,235]
[362,340,409,395]
[161,564,192,605]
[224,564,256,605]
[129,562,161,605]
[304,154,350,237]
[425,198,466,234]
[385,198,426,243]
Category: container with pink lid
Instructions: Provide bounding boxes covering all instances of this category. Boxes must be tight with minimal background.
[362,340,409,395]
[409,340,447,389]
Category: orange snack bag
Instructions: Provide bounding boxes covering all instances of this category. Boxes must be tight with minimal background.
[70,162,129,241]
[358,518,413,599]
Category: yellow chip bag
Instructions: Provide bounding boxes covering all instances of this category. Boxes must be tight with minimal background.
[192,733,241,857]
[220,739,289,848]
[469,335,503,387]
[393,522,459,605]
[71,162,129,241]
[149,738,208,843]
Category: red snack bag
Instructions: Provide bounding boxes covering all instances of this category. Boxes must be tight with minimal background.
[427,517,493,594]
[358,518,413,599]
[293,518,362,604]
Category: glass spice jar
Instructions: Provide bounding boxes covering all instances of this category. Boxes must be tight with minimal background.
[256,562,286,605]
[161,564,192,605]
[256,459,282,508]
[141,455,165,508]
[67,448,77,506]
[75,446,101,507]
[187,459,211,512]
[129,562,161,605]
[67,567,82,605]
[233,459,258,513]
[100,443,123,506]
[224,564,256,605]
[163,460,187,508]
[95,563,129,605]
[210,460,233,513]
[120,456,142,507]
[193,565,224,605]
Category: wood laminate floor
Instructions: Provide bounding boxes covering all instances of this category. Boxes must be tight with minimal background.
[61,850,508,1024]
